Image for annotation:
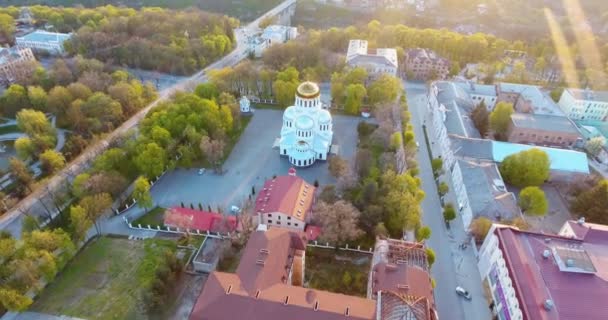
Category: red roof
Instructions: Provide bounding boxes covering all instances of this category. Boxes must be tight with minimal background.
[304,225,322,241]
[254,175,315,222]
[164,207,237,232]
[495,225,608,320]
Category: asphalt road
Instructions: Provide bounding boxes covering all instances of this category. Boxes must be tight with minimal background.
[404,81,492,320]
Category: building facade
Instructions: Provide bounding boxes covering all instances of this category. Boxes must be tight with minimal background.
[280,81,333,167]
[405,48,449,81]
[16,30,71,55]
[558,88,608,121]
[0,46,35,85]
[248,25,297,58]
[478,220,608,320]
[345,39,398,78]
[506,113,583,148]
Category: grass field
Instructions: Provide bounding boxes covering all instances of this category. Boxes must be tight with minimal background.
[133,207,167,227]
[31,237,176,320]
[0,124,20,135]
[304,247,371,297]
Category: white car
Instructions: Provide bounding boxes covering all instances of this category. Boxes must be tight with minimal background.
[455,286,472,300]
[198,168,205,175]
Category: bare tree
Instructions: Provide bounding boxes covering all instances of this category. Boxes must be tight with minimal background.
[200,136,226,173]
[328,156,349,179]
[315,200,363,245]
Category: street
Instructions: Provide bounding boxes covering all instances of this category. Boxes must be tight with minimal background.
[404,81,492,320]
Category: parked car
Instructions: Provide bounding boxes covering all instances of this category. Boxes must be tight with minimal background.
[416,141,420,149]
[198,168,205,175]
[455,286,472,300]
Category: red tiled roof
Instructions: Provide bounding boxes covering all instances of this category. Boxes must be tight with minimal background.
[164,207,237,233]
[304,225,322,241]
[496,226,608,320]
[254,175,315,222]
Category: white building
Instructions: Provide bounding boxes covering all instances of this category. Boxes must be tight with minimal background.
[557,88,608,121]
[455,81,498,110]
[0,46,35,85]
[345,39,398,78]
[280,81,333,167]
[248,25,297,58]
[239,96,250,113]
[16,30,71,55]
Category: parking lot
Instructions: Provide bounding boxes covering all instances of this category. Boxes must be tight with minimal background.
[148,109,361,212]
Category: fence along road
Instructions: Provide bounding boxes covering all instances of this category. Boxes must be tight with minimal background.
[0,0,298,237]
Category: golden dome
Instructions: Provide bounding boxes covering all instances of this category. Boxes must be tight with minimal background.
[296,81,320,99]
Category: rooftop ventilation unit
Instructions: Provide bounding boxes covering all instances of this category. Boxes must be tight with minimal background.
[566,259,575,267]
[542,250,551,259]
[314,301,319,311]
[544,299,554,311]
[260,248,269,254]
[577,217,585,225]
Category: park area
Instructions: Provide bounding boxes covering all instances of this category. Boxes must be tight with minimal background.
[304,247,371,297]
[31,237,178,320]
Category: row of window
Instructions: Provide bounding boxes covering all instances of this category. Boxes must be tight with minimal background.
[297,99,318,108]
[290,157,315,167]
[267,220,299,227]
[297,130,312,138]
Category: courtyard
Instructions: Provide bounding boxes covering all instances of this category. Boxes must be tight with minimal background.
[147,109,361,212]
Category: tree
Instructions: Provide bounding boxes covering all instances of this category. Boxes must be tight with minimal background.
[344,84,366,115]
[69,205,92,243]
[499,148,550,187]
[416,226,432,242]
[16,109,56,140]
[273,67,299,107]
[0,288,33,312]
[39,149,66,175]
[315,200,363,245]
[431,158,443,177]
[14,137,35,161]
[46,86,73,119]
[199,136,226,173]
[0,12,15,40]
[389,132,402,151]
[2,84,30,117]
[471,101,490,137]
[9,158,33,195]
[134,143,167,178]
[133,176,153,213]
[27,86,48,111]
[470,217,493,242]
[374,222,389,238]
[438,182,449,197]
[550,87,564,102]
[426,248,436,267]
[78,193,113,235]
[489,102,514,140]
[381,170,425,236]
[258,15,276,29]
[50,59,74,86]
[328,156,349,179]
[368,74,401,105]
[195,83,220,100]
[344,67,368,85]
[443,203,456,222]
[72,173,91,199]
[319,185,338,204]
[586,137,606,157]
[519,186,548,216]
[571,179,608,225]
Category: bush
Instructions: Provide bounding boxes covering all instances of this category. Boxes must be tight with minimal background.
[443,203,456,222]
[519,187,548,216]
[470,217,493,242]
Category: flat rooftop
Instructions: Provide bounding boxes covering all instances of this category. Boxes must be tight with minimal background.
[566,88,608,103]
[510,113,580,134]
[17,30,71,43]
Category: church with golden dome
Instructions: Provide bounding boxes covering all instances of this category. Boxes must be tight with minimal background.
[279,81,333,167]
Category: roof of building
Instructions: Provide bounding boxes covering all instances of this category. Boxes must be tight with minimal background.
[163,207,237,232]
[348,53,398,69]
[16,30,71,43]
[296,81,320,99]
[0,47,27,64]
[510,113,580,135]
[494,224,608,320]
[434,81,481,138]
[254,175,316,221]
[566,88,608,103]
[346,39,398,68]
[190,228,377,320]
[458,159,520,221]
[491,141,589,174]
[454,81,497,97]
[406,48,448,65]
[450,135,494,160]
[498,83,564,116]
[346,39,368,61]
[576,120,608,140]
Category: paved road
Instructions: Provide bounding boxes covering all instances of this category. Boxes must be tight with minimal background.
[404,81,492,320]
[0,0,297,237]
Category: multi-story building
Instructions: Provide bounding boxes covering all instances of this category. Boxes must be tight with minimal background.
[345,39,398,79]
[16,30,72,55]
[0,46,35,85]
[478,219,608,320]
[455,81,498,110]
[557,88,608,121]
[506,113,583,148]
[280,81,333,167]
[248,25,298,58]
[404,48,449,81]
[496,82,564,116]
[254,173,315,232]
[190,225,437,320]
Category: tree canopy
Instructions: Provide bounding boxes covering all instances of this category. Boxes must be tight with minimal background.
[489,102,514,140]
[518,186,548,216]
[500,148,550,187]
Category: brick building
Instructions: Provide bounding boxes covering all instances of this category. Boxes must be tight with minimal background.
[506,113,583,148]
[404,48,449,81]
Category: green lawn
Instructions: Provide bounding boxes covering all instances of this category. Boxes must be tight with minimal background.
[133,207,167,227]
[0,124,20,135]
[304,247,371,297]
[31,237,176,320]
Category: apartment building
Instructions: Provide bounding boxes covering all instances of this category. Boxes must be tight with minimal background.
[0,46,35,85]
[557,88,608,121]
[405,48,449,81]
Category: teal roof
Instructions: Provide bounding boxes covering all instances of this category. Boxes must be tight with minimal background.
[576,120,608,140]
[18,30,71,43]
[491,141,589,174]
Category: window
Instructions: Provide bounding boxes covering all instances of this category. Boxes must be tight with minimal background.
[294,223,299,227]
[287,222,291,226]
[287,216,291,220]
[267,214,272,218]
[278,216,281,220]
[268,220,273,224]
[277,221,281,225]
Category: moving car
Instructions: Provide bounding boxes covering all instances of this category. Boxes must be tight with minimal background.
[455,286,472,300]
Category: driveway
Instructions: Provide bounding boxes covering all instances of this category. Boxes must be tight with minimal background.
[404,81,492,320]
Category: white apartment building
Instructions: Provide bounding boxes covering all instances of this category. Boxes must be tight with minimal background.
[345,39,398,78]
[248,25,297,58]
[558,88,608,121]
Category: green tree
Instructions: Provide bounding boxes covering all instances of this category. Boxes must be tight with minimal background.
[550,87,564,102]
[14,137,35,161]
[431,158,443,177]
[443,203,456,222]
[39,149,66,175]
[470,217,493,242]
[489,102,514,140]
[16,109,56,140]
[27,86,48,111]
[368,74,401,105]
[519,186,548,216]
[571,179,608,225]
[586,137,606,157]
[2,84,30,117]
[78,193,113,235]
[416,226,432,242]
[72,173,91,199]
[47,86,73,119]
[69,205,92,243]
[389,132,402,151]
[438,182,449,197]
[0,12,15,40]
[9,158,33,195]
[0,288,33,312]
[194,83,220,100]
[499,148,550,187]
[344,84,366,115]
[344,67,368,85]
[471,101,489,137]
[426,248,436,267]
[134,143,167,178]
[133,176,153,213]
